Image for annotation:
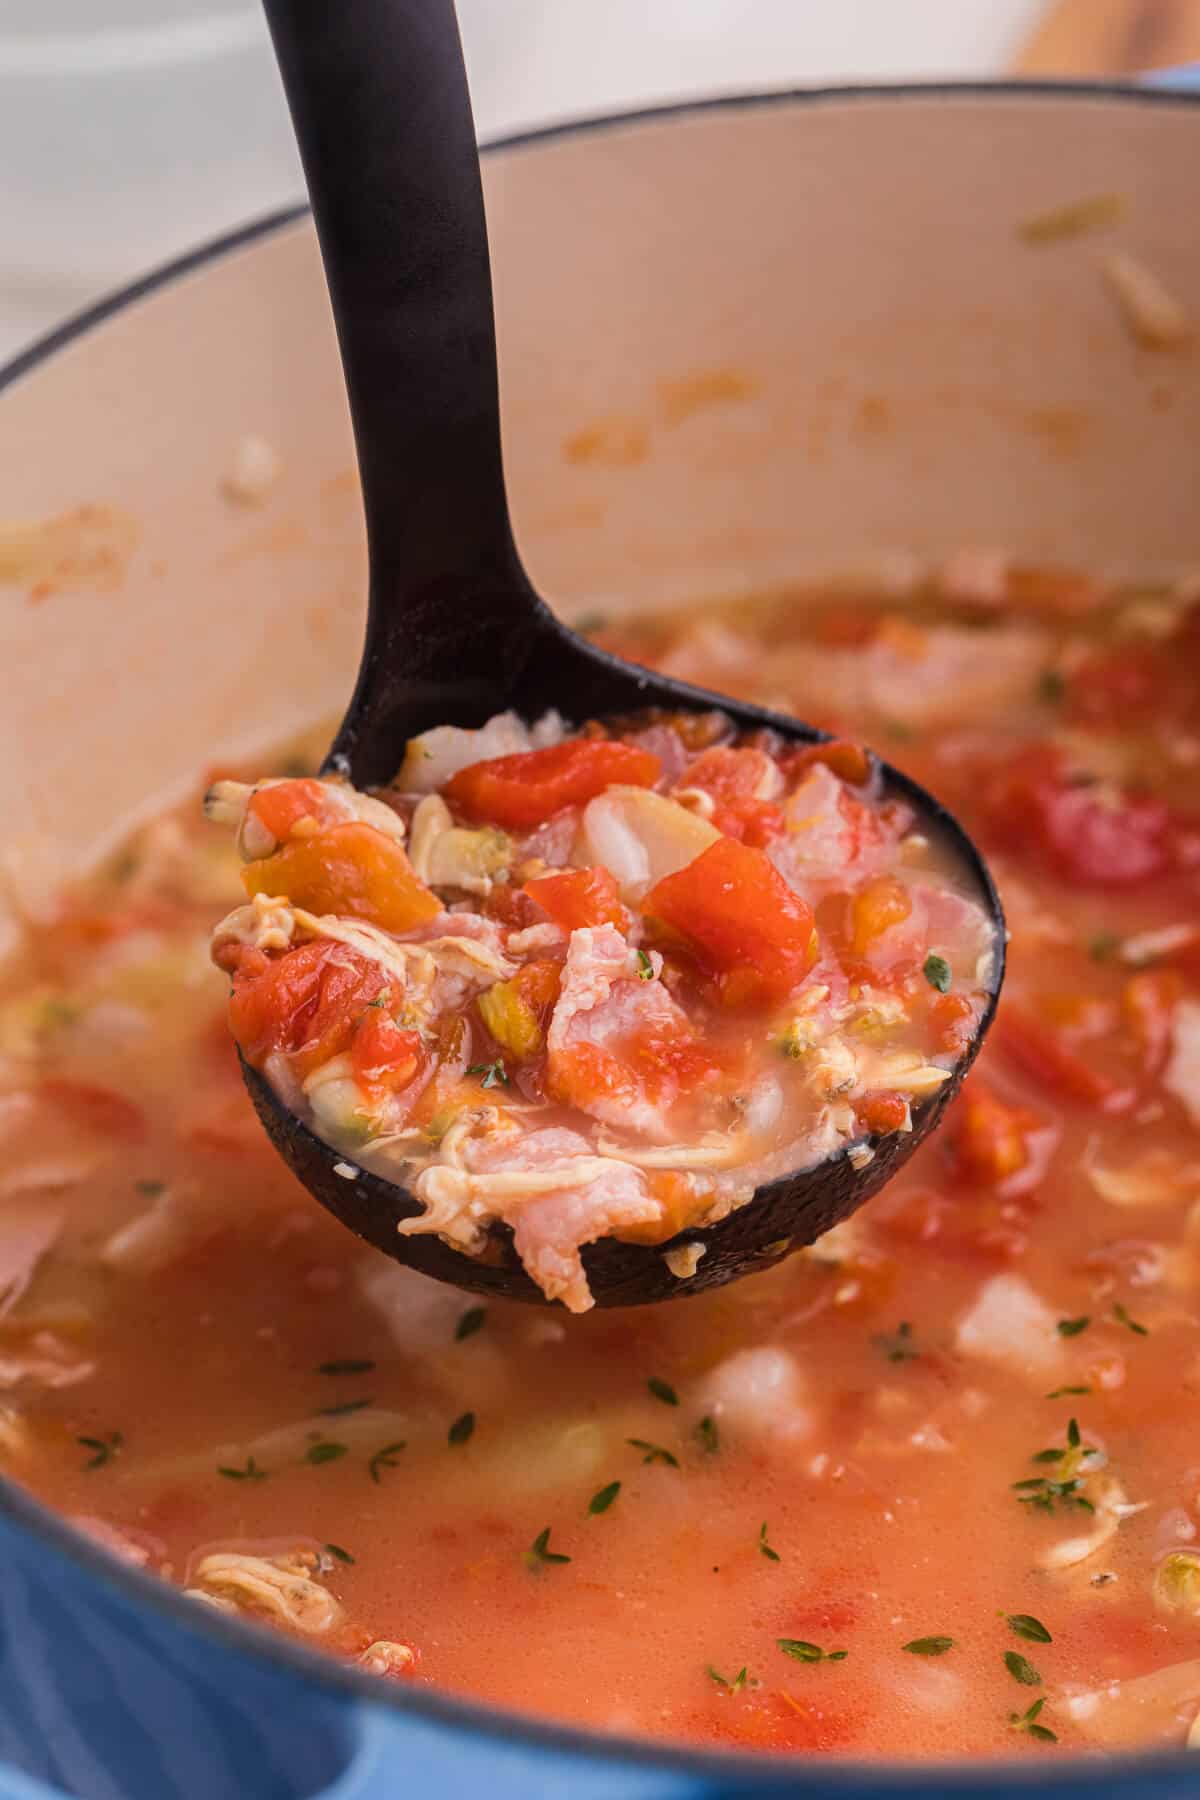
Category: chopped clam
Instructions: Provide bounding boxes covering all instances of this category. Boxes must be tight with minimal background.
[187,1551,342,1634]
[358,1640,416,1677]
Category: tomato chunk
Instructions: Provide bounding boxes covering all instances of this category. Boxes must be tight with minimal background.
[674,747,785,846]
[644,836,817,1008]
[247,778,331,843]
[523,866,627,932]
[981,745,1170,887]
[37,1078,146,1141]
[227,939,387,1078]
[949,1080,1048,1186]
[243,822,440,933]
[476,960,562,1059]
[350,1013,426,1103]
[444,740,660,829]
[994,1003,1135,1113]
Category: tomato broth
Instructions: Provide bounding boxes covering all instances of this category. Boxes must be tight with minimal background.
[2,563,1199,1759]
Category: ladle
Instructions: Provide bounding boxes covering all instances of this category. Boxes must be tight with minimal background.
[251,0,1006,1306]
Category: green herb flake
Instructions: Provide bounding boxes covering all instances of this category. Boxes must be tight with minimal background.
[1037,669,1066,704]
[647,1376,679,1407]
[758,1522,781,1563]
[367,1440,407,1485]
[923,953,952,994]
[365,987,392,1011]
[1088,932,1122,962]
[588,1480,621,1516]
[134,1178,166,1198]
[303,1441,348,1466]
[627,1438,680,1469]
[1113,1301,1149,1337]
[1004,1650,1043,1687]
[317,1398,372,1419]
[574,611,610,635]
[317,1359,375,1376]
[466,1060,508,1090]
[1008,1695,1058,1743]
[77,1431,123,1471]
[902,1636,955,1657]
[1056,1315,1090,1338]
[636,949,655,981]
[524,1527,571,1570]
[217,1456,268,1482]
[777,1639,848,1664]
[695,1415,719,1455]
[448,1411,476,1447]
[324,1543,355,1565]
[1046,1385,1092,1399]
[455,1307,486,1342]
[874,1320,920,1363]
[706,1665,748,1694]
[1005,1614,1053,1645]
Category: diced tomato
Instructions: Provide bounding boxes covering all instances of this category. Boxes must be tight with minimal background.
[876,1185,1032,1263]
[350,1012,425,1103]
[855,1090,909,1136]
[928,990,978,1056]
[1121,968,1182,1075]
[1067,648,1163,729]
[246,778,331,843]
[783,739,873,787]
[673,747,785,847]
[523,866,627,932]
[993,1004,1135,1113]
[644,837,817,1009]
[37,1078,146,1141]
[1006,564,1100,613]
[550,1015,720,1119]
[981,745,1170,887]
[243,822,440,933]
[444,740,660,829]
[227,939,387,1078]
[948,1080,1048,1186]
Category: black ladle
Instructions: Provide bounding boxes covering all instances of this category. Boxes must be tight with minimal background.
[250,0,1005,1307]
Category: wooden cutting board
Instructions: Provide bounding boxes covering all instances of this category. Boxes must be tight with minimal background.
[1015,0,1200,73]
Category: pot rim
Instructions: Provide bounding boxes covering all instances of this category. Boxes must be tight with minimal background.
[3,78,1198,1787]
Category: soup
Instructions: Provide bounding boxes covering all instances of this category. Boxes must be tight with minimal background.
[1,560,1198,1759]
[209,709,992,1310]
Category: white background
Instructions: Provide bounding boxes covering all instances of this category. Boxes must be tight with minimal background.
[0,0,1048,365]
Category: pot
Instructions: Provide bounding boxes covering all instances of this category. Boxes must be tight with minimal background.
[1,78,1198,1800]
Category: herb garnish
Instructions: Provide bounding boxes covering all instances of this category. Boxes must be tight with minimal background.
[1008,1697,1057,1744]
[758,1522,781,1563]
[875,1320,920,1363]
[1013,1417,1097,1514]
[317,1398,372,1418]
[647,1377,679,1407]
[304,1441,348,1465]
[627,1438,680,1468]
[1112,1301,1149,1336]
[706,1665,748,1693]
[367,1440,407,1484]
[134,1178,165,1198]
[588,1481,621,1516]
[317,1359,375,1376]
[695,1415,719,1455]
[1045,1385,1091,1399]
[636,949,655,980]
[1004,1651,1043,1687]
[448,1411,476,1446]
[524,1527,571,1569]
[466,1060,508,1089]
[1037,669,1066,704]
[1088,932,1122,962]
[1005,1614,1053,1644]
[217,1456,268,1482]
[777,1639,848,1664]
[366,987,392,1010]
[455,1307,486,1342]
[324,1543,355,1565]
[903,1637,955,1657]
[1056,1316,1090,1338]
[77,1431,122,1471]
[923,953,952,994]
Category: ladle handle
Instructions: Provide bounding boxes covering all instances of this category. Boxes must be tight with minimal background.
[261,0,538,780]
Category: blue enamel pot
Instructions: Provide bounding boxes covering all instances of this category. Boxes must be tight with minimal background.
[1,74,1198,1799]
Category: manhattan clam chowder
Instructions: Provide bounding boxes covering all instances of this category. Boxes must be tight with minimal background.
[2,557,1200,1759]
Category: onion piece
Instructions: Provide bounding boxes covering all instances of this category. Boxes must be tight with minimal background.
[580,786,719,900]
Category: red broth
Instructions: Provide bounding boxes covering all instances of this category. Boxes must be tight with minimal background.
[1,566,1199,1759]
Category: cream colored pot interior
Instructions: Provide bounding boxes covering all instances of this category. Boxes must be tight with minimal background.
[3,89,1198,941]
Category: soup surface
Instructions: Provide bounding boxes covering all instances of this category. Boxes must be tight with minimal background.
[209,710,991,1310]
[2,564,1200,1759]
